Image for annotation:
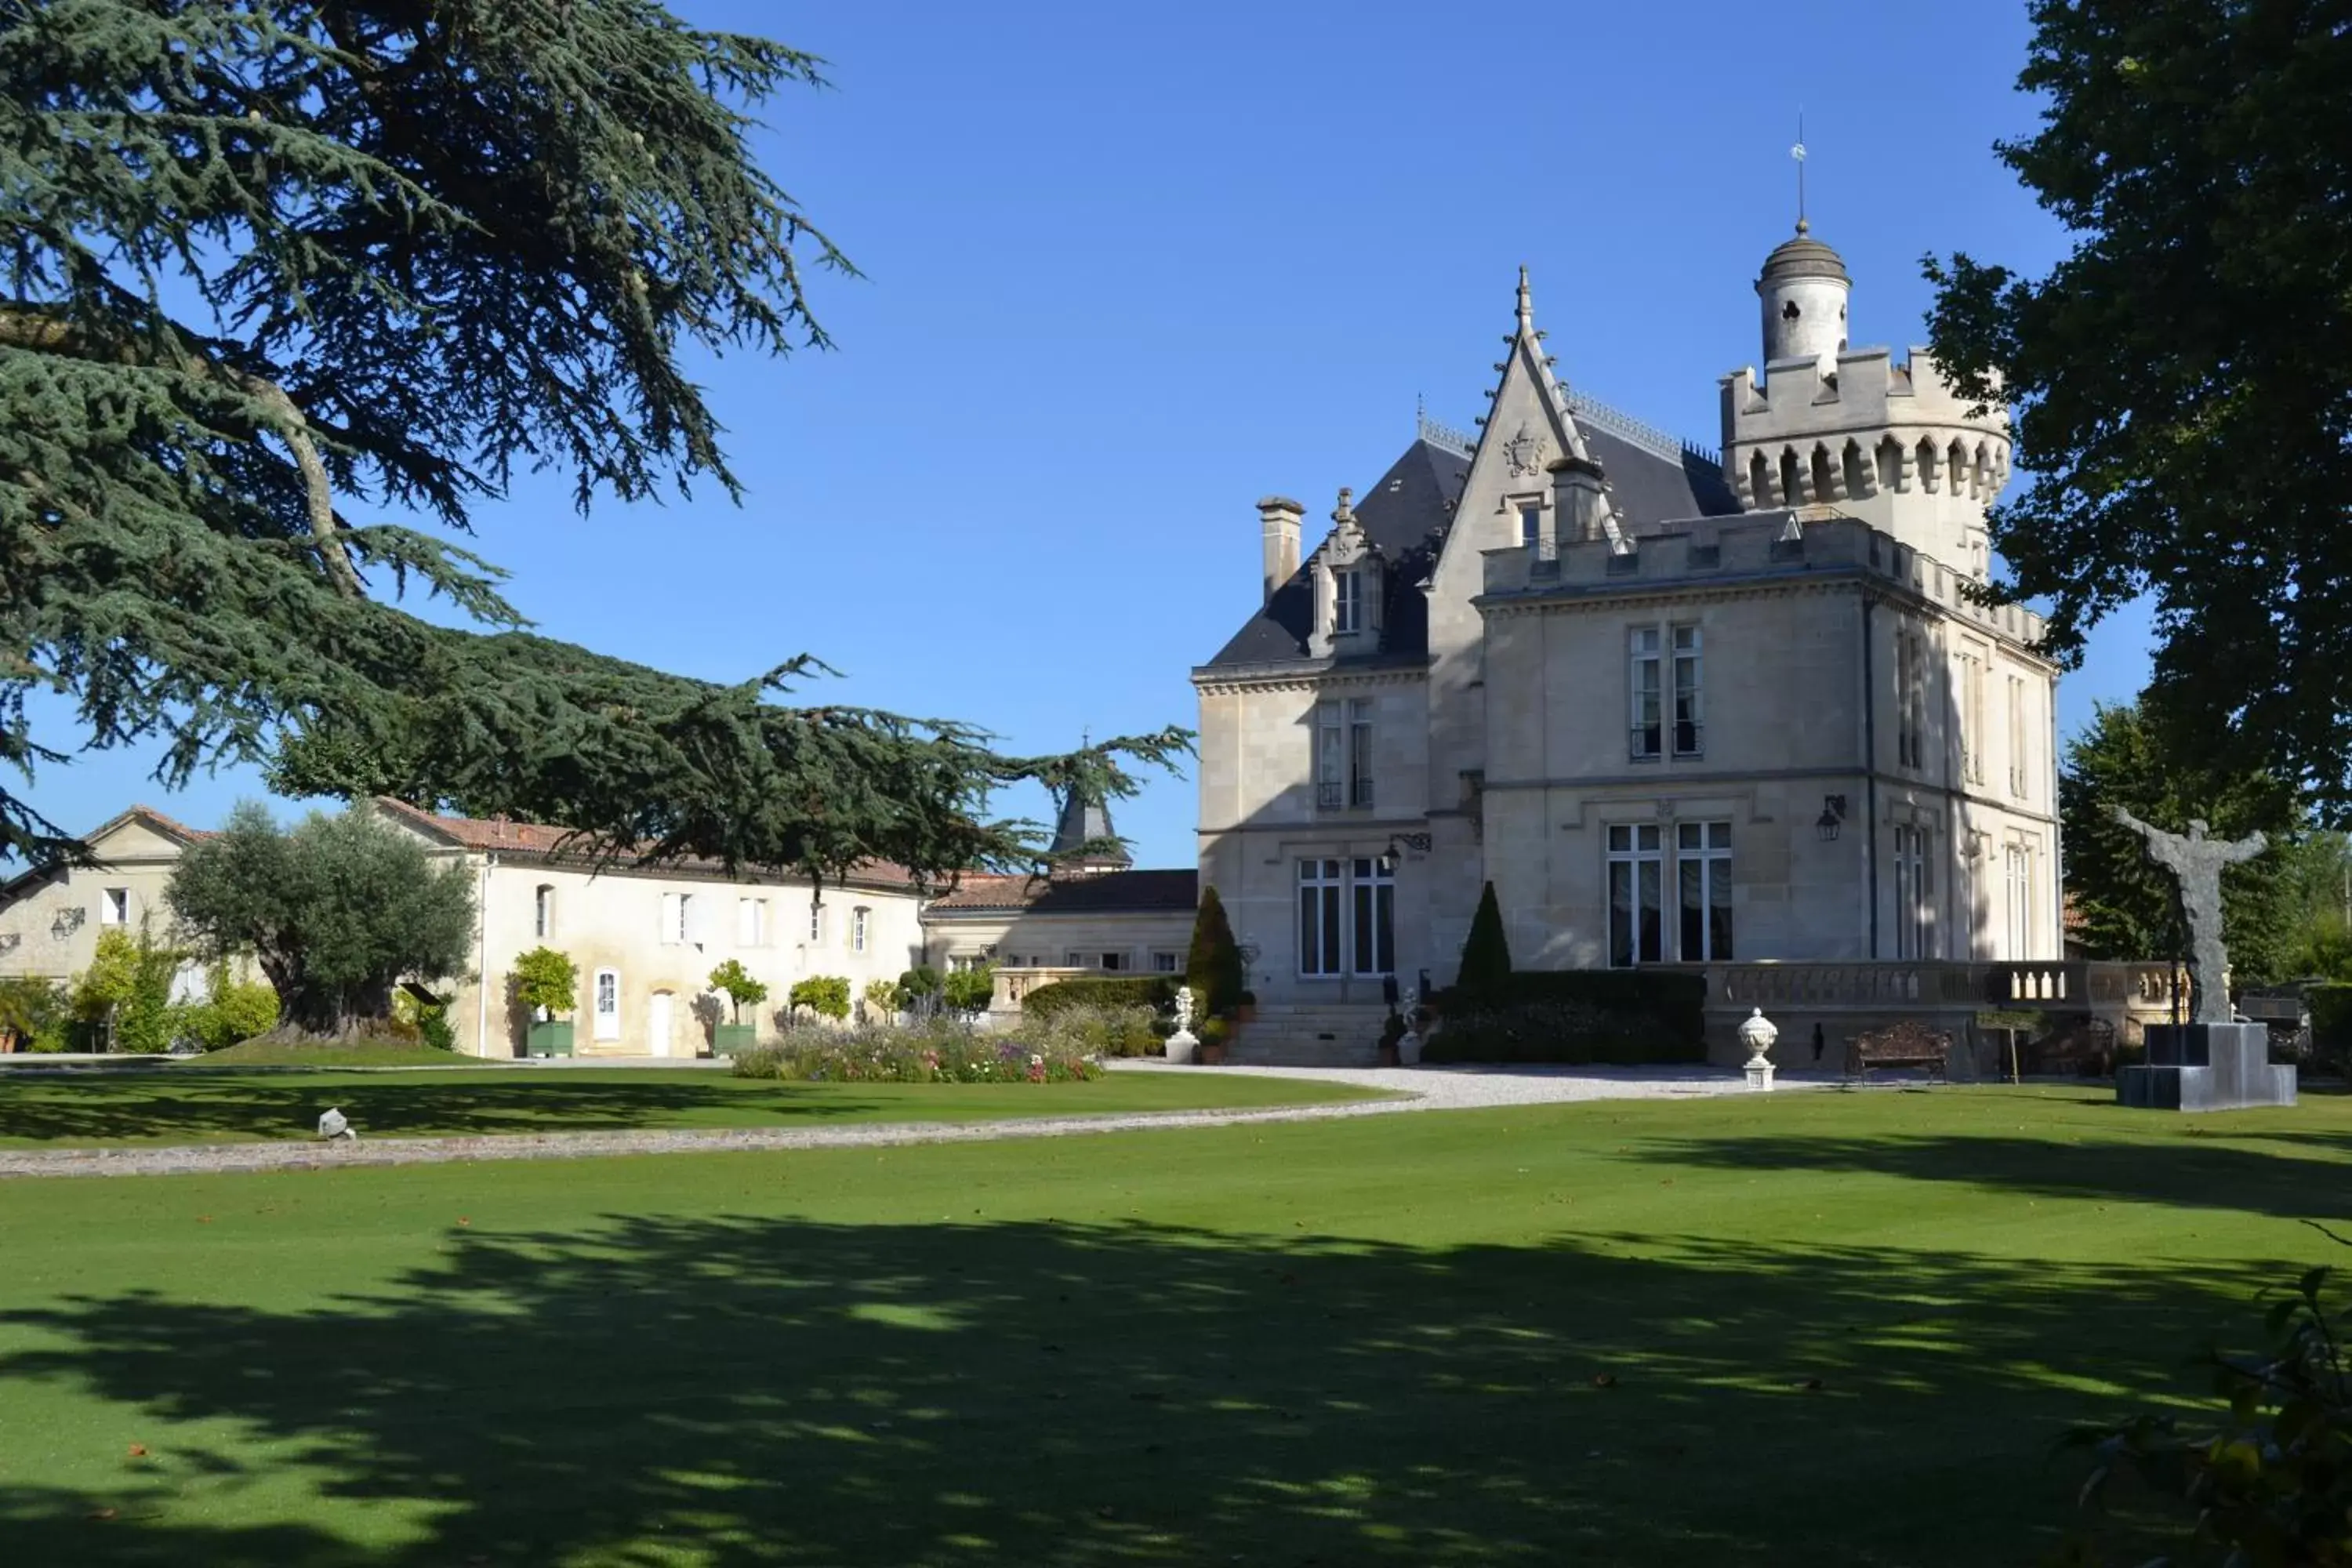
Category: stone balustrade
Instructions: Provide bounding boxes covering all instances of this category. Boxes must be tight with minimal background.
[989,967,1098,1013]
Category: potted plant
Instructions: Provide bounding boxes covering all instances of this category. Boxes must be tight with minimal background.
[1236,988,1258,1024]
[513,946,579,1058]
[708,959,769,1057]
[1197,1015,1231,1066]
[1377,1011,1405,1067]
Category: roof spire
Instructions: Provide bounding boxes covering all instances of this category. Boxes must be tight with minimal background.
[1515,264,1534,329]
[1791,109,1809,235]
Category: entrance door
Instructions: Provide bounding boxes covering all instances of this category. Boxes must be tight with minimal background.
[648,991,674,1058]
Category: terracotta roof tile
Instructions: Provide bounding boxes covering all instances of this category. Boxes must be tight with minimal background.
[926,868,1198,915]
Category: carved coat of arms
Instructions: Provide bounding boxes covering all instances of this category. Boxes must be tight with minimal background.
[1504,423,1548,476]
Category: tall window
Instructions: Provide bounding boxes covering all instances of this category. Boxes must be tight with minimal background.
[2007,675,2028,797]
[1630,629,1662,758]
[1675,822,1733,960]
[534,884,554,940]
[1519,504,1542,548]
[1333,569,1363,634]
[1893,826,1933,960]
[1315,698,1374,808]
[659,891,693,946]
[593,968,620,1040]
[852,906,869,954]
[1607,825,1664,966]
[99,887,129,926]
[738,897,767,947]
[1961,648,1987,784]
[2004,844,2032,958]
[808,901,824,945]
[1896,630,1926,770]
[1297,857,1393,978]
[1671,626,1703,755]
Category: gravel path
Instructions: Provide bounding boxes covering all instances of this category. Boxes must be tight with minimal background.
[0,1063,1836,1181]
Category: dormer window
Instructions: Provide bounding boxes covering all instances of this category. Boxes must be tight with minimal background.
[1333,569,1363,635]
[1519,505,1542,548]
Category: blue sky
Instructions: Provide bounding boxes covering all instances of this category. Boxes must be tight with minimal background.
[20,0,2154,866]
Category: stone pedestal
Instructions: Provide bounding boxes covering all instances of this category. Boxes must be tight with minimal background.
[1164,1030,1197,1066]
[1744,1060,1776,1092]
[1398,1030,1422,1067]
[2118,1022,2295,1112]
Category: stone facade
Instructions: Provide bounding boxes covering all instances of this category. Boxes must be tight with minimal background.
[1196,231,2061,1033]
[0,808,214,996]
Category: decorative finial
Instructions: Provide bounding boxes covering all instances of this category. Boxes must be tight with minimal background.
[1515,265,1533,328]
[1791,110,1808,235]
[1334,485,1354,523]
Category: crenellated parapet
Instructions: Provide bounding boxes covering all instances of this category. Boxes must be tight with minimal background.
[1719,347,2010,581]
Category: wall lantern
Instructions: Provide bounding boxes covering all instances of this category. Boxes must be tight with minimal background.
[1815,794,1848,842]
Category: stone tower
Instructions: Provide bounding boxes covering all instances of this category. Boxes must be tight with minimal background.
[1719,224,2011,580]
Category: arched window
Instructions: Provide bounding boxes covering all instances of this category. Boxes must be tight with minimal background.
[1842,439,1869,499]
[1948,441,1969,497]
[1810,445,1836,503]
[1748,449,1773,508]
[1974,441,1993,498]
[1916,437,1940,494]
[1779,448,1803,507]
[1875,436,1903,494]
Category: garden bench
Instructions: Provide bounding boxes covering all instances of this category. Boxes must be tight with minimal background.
[1845,1019,1953,1083]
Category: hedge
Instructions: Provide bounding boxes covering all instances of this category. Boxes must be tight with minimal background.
[1020,975,1179,1018]
[2311,984,2352,1068]
[1423,969,1707,1065]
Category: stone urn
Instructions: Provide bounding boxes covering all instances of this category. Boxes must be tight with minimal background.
[1737,1007,1779,1092]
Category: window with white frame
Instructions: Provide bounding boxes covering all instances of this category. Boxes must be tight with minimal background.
[1296,856,1394,978]
[1896,630,1926,770]
[1893,826,1933,960]
[1519,504,1542,549]
[1066,951,1130,972]
[2004,844,2032,958]
[99,887,129,927]
[1151,950,1182,974]
[1675,822,1733,960]
[1333,569,1363,635]
[1961,645,1987,784]
[1629,628,1662,758]
[738,896,766,947]
[659,891,691,946]
[1314,698,1374,809]
[534,884,554,940]
[1607,825,1664,966]
[851,906,869,953]
[808,901,824,945]
[2007,674,2028,797]
[1671,626,1703,756]
[593,968,620,1040]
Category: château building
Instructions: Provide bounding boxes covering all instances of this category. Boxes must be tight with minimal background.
[1193,223,2061,1056]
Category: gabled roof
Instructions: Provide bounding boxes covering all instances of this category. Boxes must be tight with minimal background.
[367,798,922,891]
[1206,438,1464,669]
[87,805,214,848]
[924,868,1199,916]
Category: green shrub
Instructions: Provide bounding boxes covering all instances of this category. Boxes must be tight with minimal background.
[1020,1003,1160,1058]
[898,966,942,1001]
[707,958,769,1024]
[416,998,459,1053]
[2310,983,2352,1069]
[511,946,579,1017]
[1199,1015,1231,1047]
[731,1020,1102,1083]
[942,964,995,1017]
[0,976,73,1054]
[862,977,904,1020]
[788,975,851,1022]
[1423,969,1706,1065]
[1456,881,1513,992]
[180,962,281,1050]
[71,925,184,1053]
[1187,885,1245,1019]
[1022,975,1178,1018]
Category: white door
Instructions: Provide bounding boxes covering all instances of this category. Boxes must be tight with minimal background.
[648,991,674,1058]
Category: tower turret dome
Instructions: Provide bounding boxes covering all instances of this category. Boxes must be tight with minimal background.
[1756,221,1851,366]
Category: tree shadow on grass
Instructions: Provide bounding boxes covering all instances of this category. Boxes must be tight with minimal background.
[1630,1127,2352,1225]
[0,1077,898,1145]
[0,1210,2283,1566]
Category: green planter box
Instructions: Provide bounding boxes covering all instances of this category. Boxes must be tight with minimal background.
[526,1020,575,1058]
[711,1023,757,1058]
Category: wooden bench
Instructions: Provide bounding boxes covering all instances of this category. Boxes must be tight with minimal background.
[1846,1019,1954,1083]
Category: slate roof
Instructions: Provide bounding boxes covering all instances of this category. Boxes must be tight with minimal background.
[1202,416,1739,670]
[924,868,1200,916]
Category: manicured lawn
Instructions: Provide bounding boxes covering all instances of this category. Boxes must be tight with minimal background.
[0,1066,1391,1147]
[0,1084,2340,1566]
[192,1038,505,1069]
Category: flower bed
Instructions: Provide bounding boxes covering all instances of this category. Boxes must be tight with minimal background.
[731,1022,1102,1084]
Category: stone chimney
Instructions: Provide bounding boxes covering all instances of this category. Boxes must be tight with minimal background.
[1549,456,1611,545]
[1258,496,1303,605]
